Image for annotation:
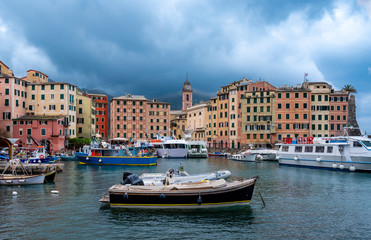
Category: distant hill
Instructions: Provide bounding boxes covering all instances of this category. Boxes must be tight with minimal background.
[79,88,114,101]
[157,91,213,110]
[80,88,213,110]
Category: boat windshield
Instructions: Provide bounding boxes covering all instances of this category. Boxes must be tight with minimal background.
[361,140,371,147]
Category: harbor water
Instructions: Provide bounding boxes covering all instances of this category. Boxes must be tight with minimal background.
[1,157,370,239]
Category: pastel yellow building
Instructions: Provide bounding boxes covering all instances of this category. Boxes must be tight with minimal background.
[26,82,77,138]
[303,82,331,137]
[186,102,209,141]
[27,70,48,83]
[170,110,187,139]
[76,90,96,138]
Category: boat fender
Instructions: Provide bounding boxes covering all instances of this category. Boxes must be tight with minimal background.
[349,165,356,172]
[98,159,102,163]
[12,191,17,196]
[160,193,166,199]
[51,190,59,194]
[256,154,263,161]
[123,193,129,199]
[86,157,89,160]
[316,157,321,162]
[276,156,280,160]
[332,163,337,169]
[294,156,299,161]
[339,164,344,170]
[197,195,202,205]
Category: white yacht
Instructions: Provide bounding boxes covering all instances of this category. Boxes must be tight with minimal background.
[151,131,188,158]
[277,135,371,172]
[186,141,208,158]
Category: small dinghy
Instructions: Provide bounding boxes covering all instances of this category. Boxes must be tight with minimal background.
[139,163,231,186]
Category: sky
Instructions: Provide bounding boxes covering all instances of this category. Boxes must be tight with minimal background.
[1,0,371,132]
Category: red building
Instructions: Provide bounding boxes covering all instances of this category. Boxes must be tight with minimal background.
[12,115,68,152]
[87,93,109,139]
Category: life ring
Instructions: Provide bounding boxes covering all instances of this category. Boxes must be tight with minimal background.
[297,137,303,143]
[39,155,44,159]
[308,137,314,144]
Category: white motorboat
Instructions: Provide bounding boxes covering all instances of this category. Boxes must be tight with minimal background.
[151,131,188,158]
[187,141,208,158]
[229,149,277,162]
[139,166,232,186]
[277,135,371,172]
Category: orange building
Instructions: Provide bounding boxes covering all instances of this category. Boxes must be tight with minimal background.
[110,94,170,140]
[86,93,109,139]
[275,85,311,142]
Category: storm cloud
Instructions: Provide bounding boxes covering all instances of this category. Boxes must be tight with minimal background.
[1,0,371,131]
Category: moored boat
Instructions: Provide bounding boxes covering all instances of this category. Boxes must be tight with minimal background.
[139,168,232,186]
[100,176,258,209]
[187,141,208,158]
[151,131,188,158]
[18,146,58,164]
[277,135,371,172]
[77,146,157,166]
[208,152,229,157]
[229,149,277,162]
[0,159,56,185]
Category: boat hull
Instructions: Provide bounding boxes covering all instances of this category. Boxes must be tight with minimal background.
[20,156,57,164]
[107,178,256,209]
[278,156,371,172]
[230,154,256,162]
[77,155,157,166]
[188,153,208,158]
[157,149,188,158]
[0,174,46,185]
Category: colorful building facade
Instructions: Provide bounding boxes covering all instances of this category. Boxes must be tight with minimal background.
[0,73,28,137]
[76,91,96,139]
[12,115,67,152]
[87,93,109,139]
[275,85,311,141]
[26,82,77,138]
[110,94,171,140]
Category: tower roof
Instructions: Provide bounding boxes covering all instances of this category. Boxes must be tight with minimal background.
[184,79,190,86]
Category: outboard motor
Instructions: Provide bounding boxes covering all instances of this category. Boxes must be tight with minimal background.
[122,171,133,182]
[121,172,144,185]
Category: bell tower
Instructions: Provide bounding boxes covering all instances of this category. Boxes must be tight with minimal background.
[182,74,193,111]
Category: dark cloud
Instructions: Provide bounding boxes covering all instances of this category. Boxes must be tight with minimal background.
[1,0,371,131]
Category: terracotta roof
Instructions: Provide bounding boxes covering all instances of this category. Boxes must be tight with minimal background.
[27,69,48,77]
[0,60,10,69]
[13,114,67,121]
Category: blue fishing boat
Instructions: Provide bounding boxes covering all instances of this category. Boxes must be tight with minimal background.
[77,146,157,166]
[18,146,58,164]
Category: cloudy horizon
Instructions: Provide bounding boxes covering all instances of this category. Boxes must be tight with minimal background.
[1,0,371,132]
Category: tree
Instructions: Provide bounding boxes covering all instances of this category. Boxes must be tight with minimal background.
[342,84,357,93]
[68,138,91,150]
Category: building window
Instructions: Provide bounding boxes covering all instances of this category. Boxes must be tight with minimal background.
[41,129,46,135]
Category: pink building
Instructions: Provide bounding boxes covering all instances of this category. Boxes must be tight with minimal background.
[12,115,68,152]
[0,73,28,137]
